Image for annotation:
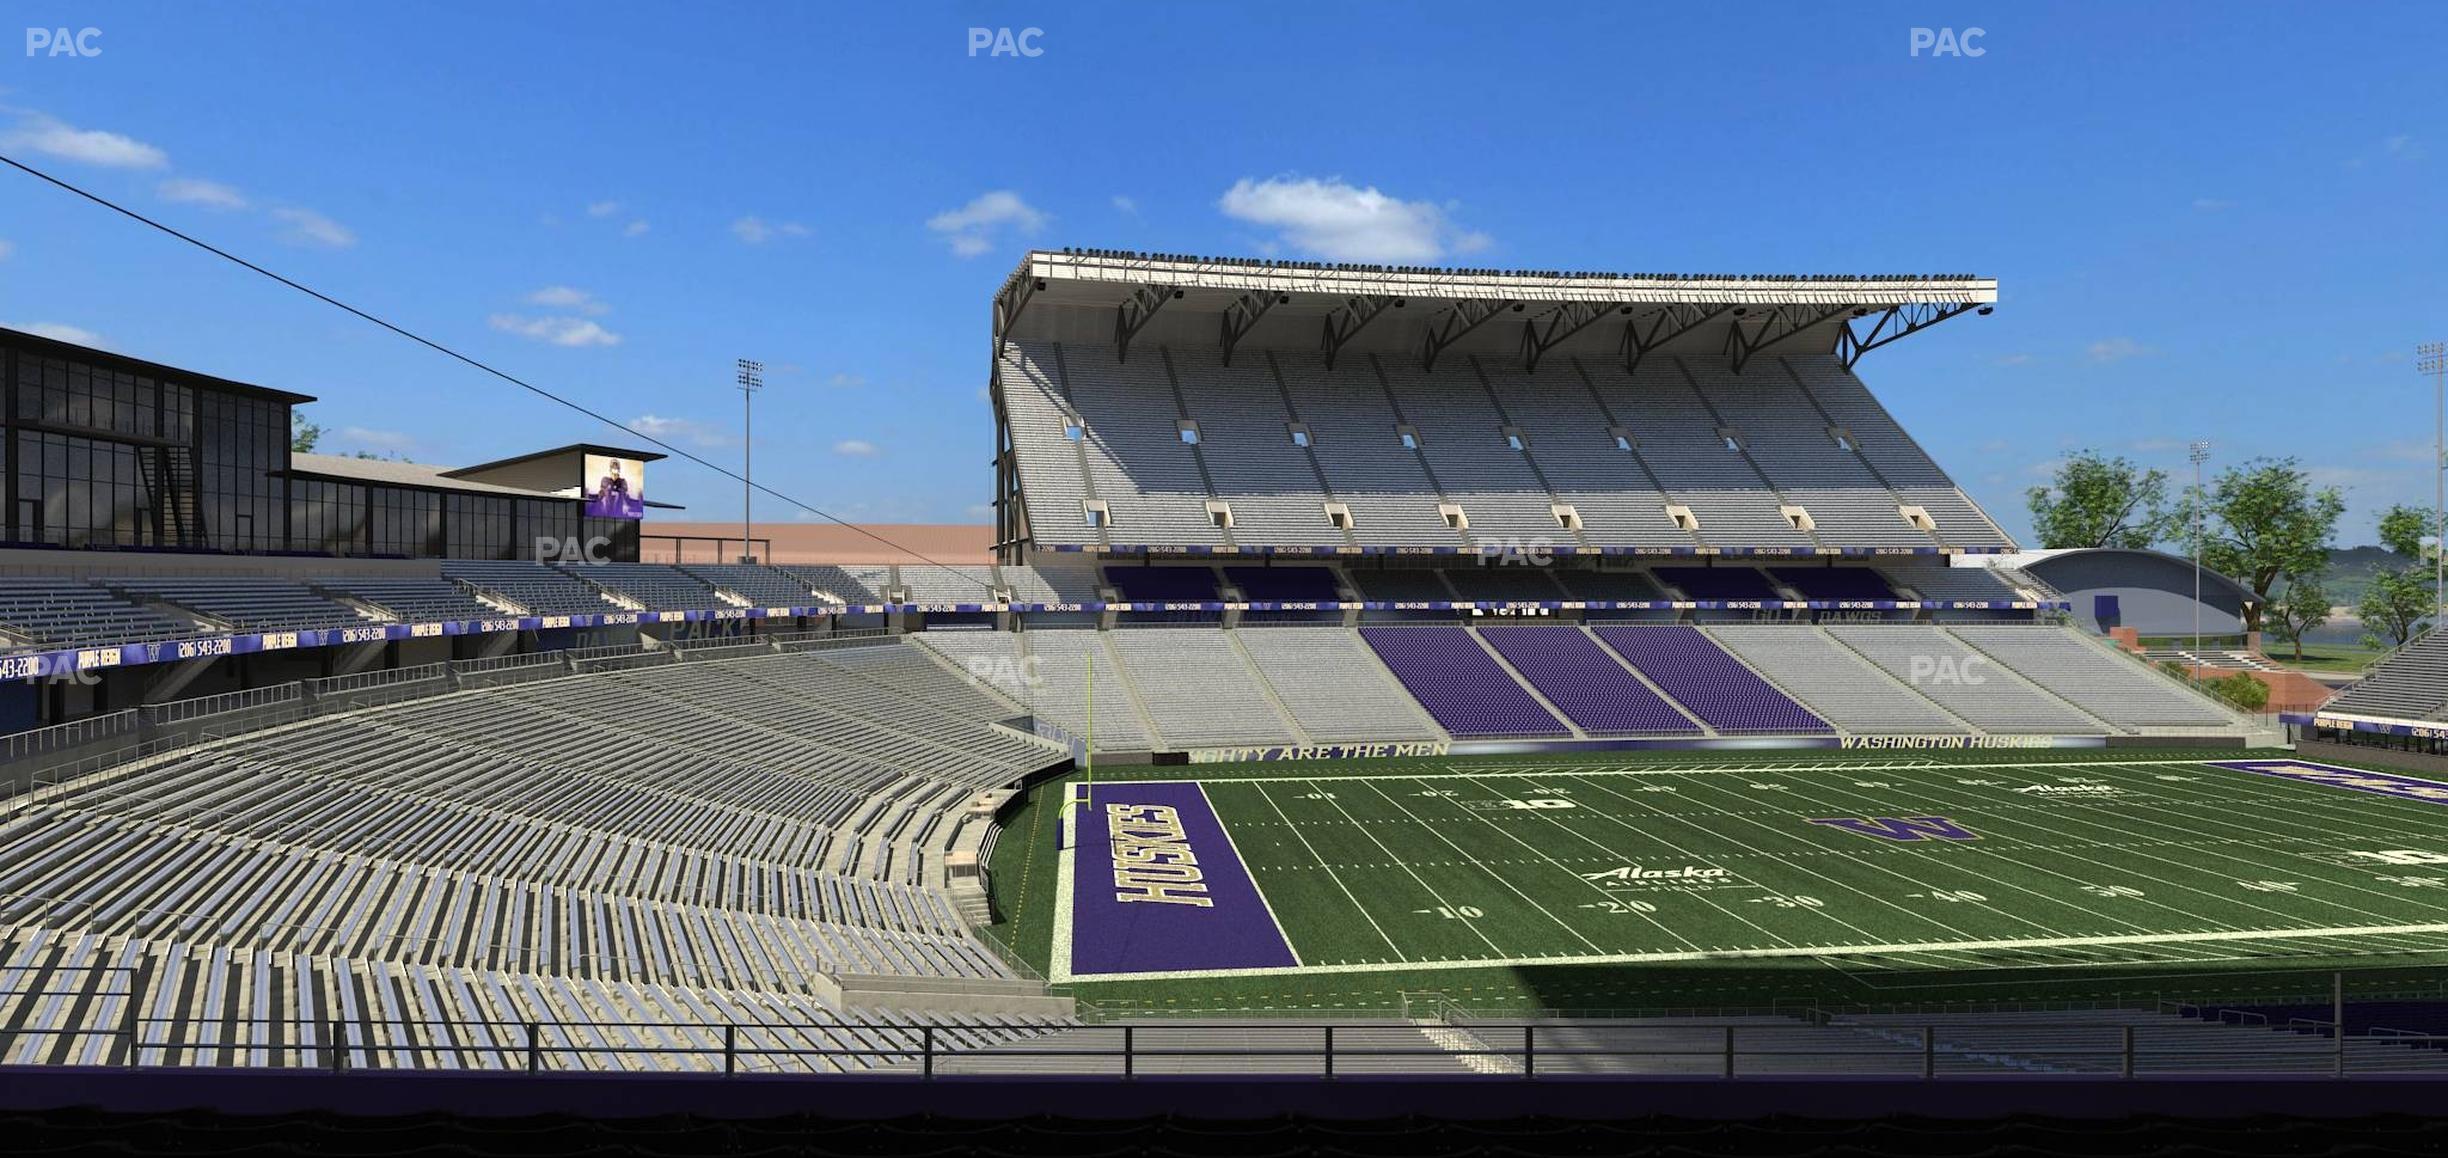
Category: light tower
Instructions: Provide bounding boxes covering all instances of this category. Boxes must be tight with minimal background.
[2190,440,2211,673]
[737,358,763,564]
[2421,342,2445,620]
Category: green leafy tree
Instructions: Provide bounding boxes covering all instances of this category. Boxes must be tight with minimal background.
[2357,568,2433,650]
[2025,451,2171,549]
[2263,573,2331,662]
[2174,457,2346,633]
[290,413,322,454]
[2377,503,2436,563]
[2206,671,2270,712]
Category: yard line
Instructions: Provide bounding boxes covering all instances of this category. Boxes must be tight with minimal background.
[1570,772,1988,945]
[1352,779,1615,954]
[1292,779,1511,959]
[1397,777,1710,950]
[1198,783,1302,969]
[1643,771,2085,939]
[1452,774,1803,949]
[1746,770,2232,935]
[1059,919,2448,984]
[2021,775,2448,922]
[2110,760,2448,844]
[1247,781,1406,962]
[1873,765,2410,929]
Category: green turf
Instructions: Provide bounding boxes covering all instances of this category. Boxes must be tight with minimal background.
[989,748,2448,1015]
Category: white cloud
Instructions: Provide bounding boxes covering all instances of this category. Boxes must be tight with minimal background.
[1217,175,1490,262]
[926,190,1048,257]
[2,113,167,169]
[586,200,621,218]
[1111,195,1138,215]
[273,207,356,248]
[525,285,611,316]
[158,177,249,211]
[2385,133,2424,160]
[336,426,418,454]
[2085,337,2151,364]
[627,414,734,448]
[732,216,810,244]
[1992,352,2035,367]
[622,219,649,237]
[832,439,880,458]
[0,240,12,261]
[8,321,104,347]
[826,372,865,388]
[489,313,620,347]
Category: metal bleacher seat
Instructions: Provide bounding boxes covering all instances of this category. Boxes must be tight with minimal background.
[106,576,374,632]
[0,577,202,648]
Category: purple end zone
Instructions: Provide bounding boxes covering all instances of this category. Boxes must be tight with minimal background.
[2209,759,2448,805]
[1068,781,1297,976]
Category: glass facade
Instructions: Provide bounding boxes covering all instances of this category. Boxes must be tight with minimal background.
[1,335,632,561]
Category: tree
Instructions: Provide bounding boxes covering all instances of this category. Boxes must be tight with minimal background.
[2174,457,2346,633]
[291,413,322,454]
[2263,573,2331,662]
[2206,671,2270,713]
[2377,503,2435,563]
[2357,568,2433,650]
[2025,450,2171,549]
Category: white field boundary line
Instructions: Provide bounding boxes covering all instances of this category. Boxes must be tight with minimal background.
[1197,782,1303,969]
[1245,780,1408,964]
[1060,920,2448,984]
[1171,757,2223,787]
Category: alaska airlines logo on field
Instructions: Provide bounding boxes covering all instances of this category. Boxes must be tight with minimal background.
[1582,864,1729,886]
[2211,760,2448,805]
[1807,816,1982,842]
[1106,803,1213,907]
[2013,783,2122,796]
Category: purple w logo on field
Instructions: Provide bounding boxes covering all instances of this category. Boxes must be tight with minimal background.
[1807,816,1981,842]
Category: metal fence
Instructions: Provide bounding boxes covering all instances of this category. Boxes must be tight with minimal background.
[4,1015,2447,1078]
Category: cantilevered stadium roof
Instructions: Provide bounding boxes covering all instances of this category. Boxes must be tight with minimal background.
[993,249,1997,370]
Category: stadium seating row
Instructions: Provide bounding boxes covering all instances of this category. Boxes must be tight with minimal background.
[917,623,2245,749]
[999,342,2015,551]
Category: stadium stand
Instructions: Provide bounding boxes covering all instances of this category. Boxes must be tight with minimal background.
[781,564,896,604]
[1000,561,1105,604]
[917,628,1158,749]
[1768,566,1897,601]
[0,578,201,648]
[313,575,502,621]
[105,576,375,631]
[441,560,619,614]
[1651,566,1781,601]
[1782,354,2013,547]
[1360,626,1569,737]
[1349,569,1458,602]
[2322,629,2448,721]
[1949,624,2242,729]
[1105,627,1298,746]
[1823,625,2106,733]
[1233,626,1444,742]
[1593,625,1831,734]
[1222,565,1342,601]
[1443,567,1568,601]
[1880,560,2035,602]
[1705,625,1964,733]
[1104,565,1220,602]
[1550,569,1668,602]
[1479,625,1700,735]
[896,565,1004,604]
[1170,347,1354,547]
[562,562,726,610]
[680,563,823,606]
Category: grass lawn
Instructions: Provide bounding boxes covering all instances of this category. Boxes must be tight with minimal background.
[988,748,2448,1015]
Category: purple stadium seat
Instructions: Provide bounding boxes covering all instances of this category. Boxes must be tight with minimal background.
[1652,566,1781,601]
[1593,625,1831,734]
[1479,627,1700,735]
[1360,626,1568,737]
[1103,566,1221,601]
[1768,567,1896,601]
[1223,566,1340,601]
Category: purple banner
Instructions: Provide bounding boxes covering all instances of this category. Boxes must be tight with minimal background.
[1068,781,1296,976]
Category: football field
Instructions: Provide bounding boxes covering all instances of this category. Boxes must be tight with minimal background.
[1013,753,2448,1007]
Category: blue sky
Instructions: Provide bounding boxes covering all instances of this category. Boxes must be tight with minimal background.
[0,2,2441,546]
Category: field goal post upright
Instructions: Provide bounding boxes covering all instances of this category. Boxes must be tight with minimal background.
[1063,652,1095,849]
